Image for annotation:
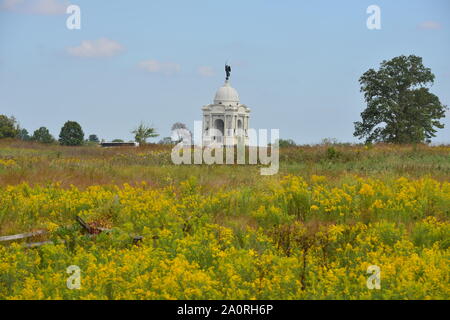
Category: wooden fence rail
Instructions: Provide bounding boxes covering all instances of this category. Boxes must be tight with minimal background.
[0,216,143,248]
[0,230,47,242]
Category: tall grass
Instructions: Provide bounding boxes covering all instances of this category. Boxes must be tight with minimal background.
[0,139,448,189]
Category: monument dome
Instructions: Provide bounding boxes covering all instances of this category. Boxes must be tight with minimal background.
[214,80,240,105]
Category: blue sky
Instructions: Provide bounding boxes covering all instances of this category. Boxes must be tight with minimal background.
[1,0,449,143]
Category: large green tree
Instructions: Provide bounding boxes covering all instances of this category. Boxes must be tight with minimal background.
[0,115,19,139]
[32,127,55,144]
[59,121,84,146]
[354,55,447,143]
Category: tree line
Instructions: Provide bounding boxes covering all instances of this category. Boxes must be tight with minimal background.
[0,55,447,146]
[0,116,192,146]
[0,118,87,146]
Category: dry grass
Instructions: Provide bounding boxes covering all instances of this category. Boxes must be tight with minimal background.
[0,139,449,189]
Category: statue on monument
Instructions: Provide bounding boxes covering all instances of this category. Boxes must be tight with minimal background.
[225,64,231,81]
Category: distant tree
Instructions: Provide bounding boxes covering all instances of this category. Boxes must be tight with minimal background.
[321,138,339,145]
[171,122,191,143]
[112,139,124,143]
[18,128,31,141]
[354,55,448,144]
[59,121,84,146]
[158,137,175,145]
[131,122,159,145]
[88,134,99,143]
[0,115,19,139]
[32,127,55,144]
[277,139,297,147]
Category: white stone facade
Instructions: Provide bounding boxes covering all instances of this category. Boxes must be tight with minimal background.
[202,79,251,146]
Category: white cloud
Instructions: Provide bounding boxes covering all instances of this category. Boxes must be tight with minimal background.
[138,59,181,75]
[418,21,442,30]
[30,0,67,15]
[67,38,124,58]
[197,66,214,77]
[1,0,68,15]
[1,0,24,10]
